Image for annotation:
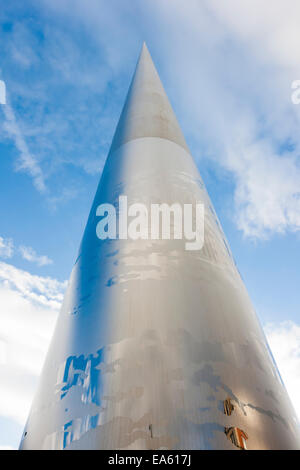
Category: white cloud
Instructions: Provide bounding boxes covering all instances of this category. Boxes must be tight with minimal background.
[143,0,300,238]
[0,237,14,259]
[205,0,300,238]
[0,261,66,427]
[0,261,66,309]
[265,321,300,421]
[19,245,53,267]
[230,140,300,238]
[2,1,300,234]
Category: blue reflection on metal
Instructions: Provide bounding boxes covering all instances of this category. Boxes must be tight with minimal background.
[62,414,101,449]
[61,349,104,405]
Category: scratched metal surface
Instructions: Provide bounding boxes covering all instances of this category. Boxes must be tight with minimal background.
[20,45,300,450]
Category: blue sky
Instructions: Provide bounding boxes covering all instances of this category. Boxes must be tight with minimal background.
[0,0,300,449]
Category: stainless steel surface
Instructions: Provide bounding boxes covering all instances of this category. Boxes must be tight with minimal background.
[20,43,300,450]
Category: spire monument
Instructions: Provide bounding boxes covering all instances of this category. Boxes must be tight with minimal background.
[20,44,300,450]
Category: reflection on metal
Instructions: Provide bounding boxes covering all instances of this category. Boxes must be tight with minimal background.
[20,44,300,450]
[225,427,248,450]
[223,398,234,416]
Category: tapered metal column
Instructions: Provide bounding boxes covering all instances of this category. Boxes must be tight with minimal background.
[20,44,300,450]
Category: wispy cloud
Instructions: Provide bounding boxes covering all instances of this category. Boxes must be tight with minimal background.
[19,245,53,267]
[0,11,120,203]
[0,80,6,104]
[0,237,14,259]
[2,101,46,193]
[7,21,38,70]
[0,234,53,268]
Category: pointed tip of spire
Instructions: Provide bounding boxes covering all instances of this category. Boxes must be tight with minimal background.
[109,40,189,154]
[137,41,152,66]
[140,41,150,56]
